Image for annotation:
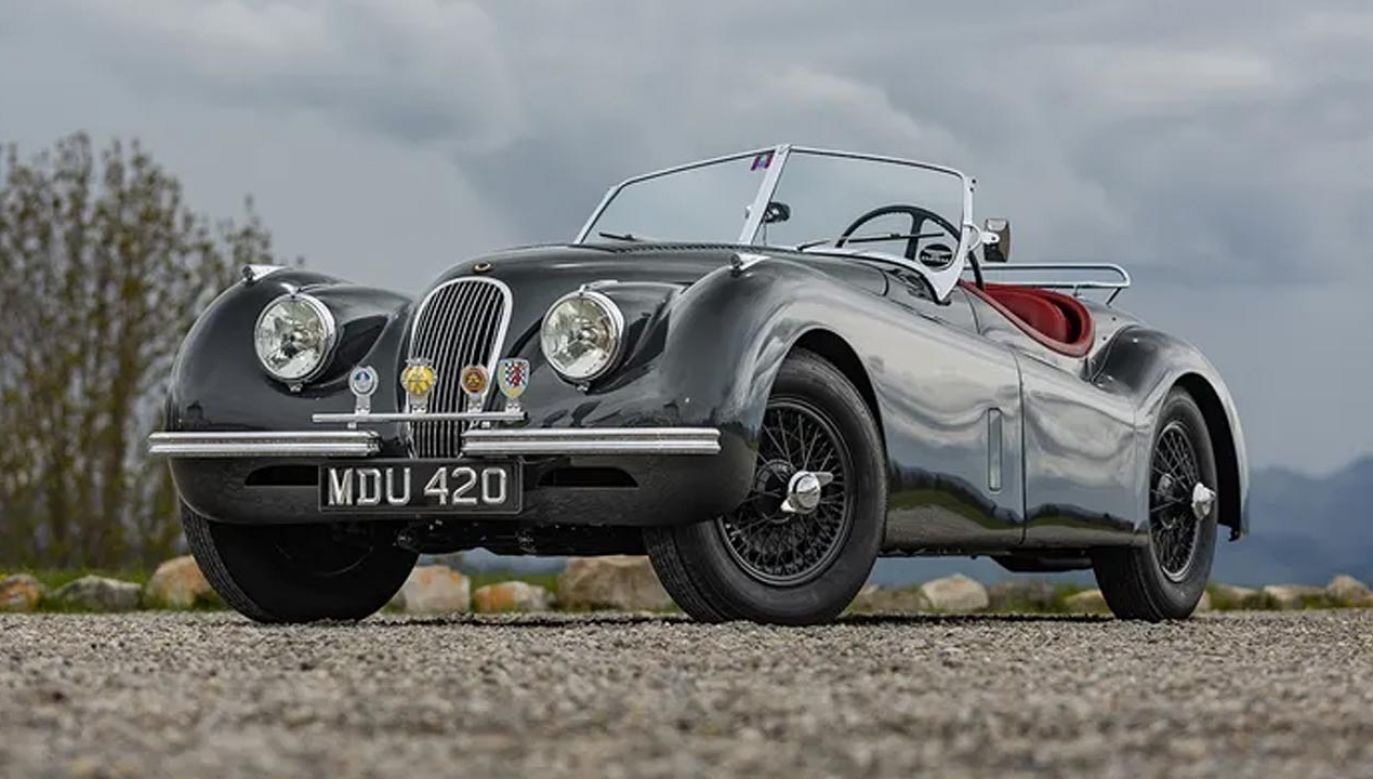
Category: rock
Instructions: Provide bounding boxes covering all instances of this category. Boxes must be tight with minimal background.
[1325,575,1373,608]
[1261,584,1327,610]
[918,574,989,613]
[1064,589,1109,614]
[472,581,554,613]
[1210,584,1265,610]
[849,584,931,614]
[390,566,470,614]
[1195,591,1213,613]
[558,556,673,612]
[0,574,43,612]
[987,579,1058,612]
[51,576,141,612]
[143,556,214,608]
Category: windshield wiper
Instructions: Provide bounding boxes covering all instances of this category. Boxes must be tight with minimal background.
[598,231,646,242]
[796,232,945,251]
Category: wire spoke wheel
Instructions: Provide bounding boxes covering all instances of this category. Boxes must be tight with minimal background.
[717,398,853,586]
[1149,421,1203,582]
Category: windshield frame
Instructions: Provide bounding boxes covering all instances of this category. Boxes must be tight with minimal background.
[575,143,978,300]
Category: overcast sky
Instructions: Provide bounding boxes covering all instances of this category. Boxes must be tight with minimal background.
[1,1,1369,473]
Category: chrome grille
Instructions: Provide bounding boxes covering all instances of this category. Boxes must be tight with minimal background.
[408,277,512,457]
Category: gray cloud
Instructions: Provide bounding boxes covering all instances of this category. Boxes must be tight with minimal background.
[0,0,1369,471]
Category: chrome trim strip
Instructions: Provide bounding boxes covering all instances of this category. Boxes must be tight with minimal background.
[148,431,379,458]
[312,410,526,425]
[462,427,721,456]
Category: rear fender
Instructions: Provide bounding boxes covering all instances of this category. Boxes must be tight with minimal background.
[1094,327,1250,538]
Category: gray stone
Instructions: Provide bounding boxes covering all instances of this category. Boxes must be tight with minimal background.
[1195,591,1213,612]
[557,556,672,612]
[987,579,1058,612]
[918,574,989,613]
[1064,589,1109,614]
[51,576,140,611]
[1325,575,1373,608]
[849,584,931,614]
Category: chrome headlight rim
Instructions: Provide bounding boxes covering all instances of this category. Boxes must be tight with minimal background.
[253,291,339,385]
[540,288,625,383]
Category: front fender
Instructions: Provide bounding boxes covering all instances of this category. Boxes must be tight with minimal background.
[651,256,888,450]
[166,269,413,449]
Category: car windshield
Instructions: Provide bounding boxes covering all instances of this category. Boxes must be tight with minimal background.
[578,145,973,299]
[580,147,966,255]
[760,150,965,267]
[584,150,775,244]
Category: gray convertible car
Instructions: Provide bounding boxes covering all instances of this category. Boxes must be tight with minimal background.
[151,145,1248,624]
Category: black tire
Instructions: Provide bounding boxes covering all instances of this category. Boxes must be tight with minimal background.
[644,349,887,625]
[1092,389,1218,621]
[182,503,416,624]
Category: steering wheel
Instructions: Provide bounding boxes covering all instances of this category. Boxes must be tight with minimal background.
[835,204,983,288]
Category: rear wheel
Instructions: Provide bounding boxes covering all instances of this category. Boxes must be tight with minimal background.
[183,504,416,623]
[645,349,886,625]
[1092,389,1218,621]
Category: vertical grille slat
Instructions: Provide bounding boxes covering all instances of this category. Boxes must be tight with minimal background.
[407,277,512,458]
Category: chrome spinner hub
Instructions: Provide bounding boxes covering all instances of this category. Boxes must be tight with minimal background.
[1192,482,1216,521]
[781,470,834,515]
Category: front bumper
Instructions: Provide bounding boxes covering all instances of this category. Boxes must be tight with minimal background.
[148,427,721,458]
[152,425,749,528]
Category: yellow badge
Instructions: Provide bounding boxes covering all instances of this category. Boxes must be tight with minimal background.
[460,364,489,396]
[401,360,437,399]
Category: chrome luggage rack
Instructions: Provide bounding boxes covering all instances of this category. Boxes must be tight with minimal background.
[973,263,1132,305]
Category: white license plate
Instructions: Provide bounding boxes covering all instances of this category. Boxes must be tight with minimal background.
[318,460,522,514]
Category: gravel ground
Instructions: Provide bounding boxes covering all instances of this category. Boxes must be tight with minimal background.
[3,611,1373,778]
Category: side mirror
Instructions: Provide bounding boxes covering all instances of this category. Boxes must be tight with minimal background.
[983,218,1011,262]
[763,200,791,225]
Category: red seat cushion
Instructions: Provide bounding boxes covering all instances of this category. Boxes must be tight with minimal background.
[985,288,1071,343]
[960,281,1095,357]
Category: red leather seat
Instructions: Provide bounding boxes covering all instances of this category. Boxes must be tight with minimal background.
[984,288,1071,343]
[960,281,1095,357]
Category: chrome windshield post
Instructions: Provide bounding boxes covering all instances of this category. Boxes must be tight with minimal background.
[738,144,791,244]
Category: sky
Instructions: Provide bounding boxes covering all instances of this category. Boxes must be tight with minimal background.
[1,0,1370,474]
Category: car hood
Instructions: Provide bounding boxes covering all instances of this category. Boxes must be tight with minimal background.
[417,242,887,349]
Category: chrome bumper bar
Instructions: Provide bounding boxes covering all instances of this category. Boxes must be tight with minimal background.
[310,410,526,425]
[147,431,380,458]
[148,427,720,458]
[462,427,721,456]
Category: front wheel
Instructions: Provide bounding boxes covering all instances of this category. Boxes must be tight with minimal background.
[1092,389,1219,621]
[183,504,416,623]
[645,349,887,625]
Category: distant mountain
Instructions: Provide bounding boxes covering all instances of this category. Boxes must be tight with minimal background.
[1212,455,1373,586]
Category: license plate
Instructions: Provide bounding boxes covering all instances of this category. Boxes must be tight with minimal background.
[319,460,522,514]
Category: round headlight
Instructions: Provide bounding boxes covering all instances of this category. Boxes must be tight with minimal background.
[254,293,337,384]
[540,289,624,382]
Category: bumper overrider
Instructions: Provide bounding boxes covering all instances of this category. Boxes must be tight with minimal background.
[150,411,750,528]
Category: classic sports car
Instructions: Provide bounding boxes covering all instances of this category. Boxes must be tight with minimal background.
[151,145,1248,624]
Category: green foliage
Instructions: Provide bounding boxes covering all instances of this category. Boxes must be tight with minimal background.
[0,133,281,568]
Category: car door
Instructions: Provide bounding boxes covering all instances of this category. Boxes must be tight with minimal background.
[964,290,1138,547]
[877,267,1026,550]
